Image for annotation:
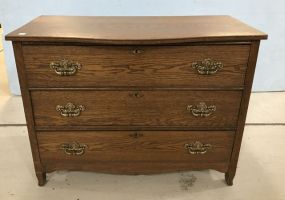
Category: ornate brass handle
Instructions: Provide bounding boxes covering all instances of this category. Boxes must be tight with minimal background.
[56,102,85,117]
[185,141,212,154]
[192,58,223,75]
[60,142,88,156]
[187,102,216,117]
[50,59,81,76]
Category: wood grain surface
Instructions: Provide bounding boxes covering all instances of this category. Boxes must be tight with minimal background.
[225,41,261,185]
[38,130,234,173]
[31,90,242,128]
[12,42,46,186]
[6,16,267,186]
[5,16,267,44]
[23,44,250,88]
[45,161,229,174]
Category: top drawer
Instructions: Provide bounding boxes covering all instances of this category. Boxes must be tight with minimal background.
[22,44,250,88]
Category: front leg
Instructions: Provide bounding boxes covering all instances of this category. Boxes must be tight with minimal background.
[225,172,234,186]
[36,172,46,186]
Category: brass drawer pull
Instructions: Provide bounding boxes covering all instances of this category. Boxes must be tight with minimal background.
[50,59,81,76]
[56,102,85,117]
[185,141,212,154]
[187,102,216,117]
[192,58,223,75]
[129,132,143,138]
[60,142,88,156]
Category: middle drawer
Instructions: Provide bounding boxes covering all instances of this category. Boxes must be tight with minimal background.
[31,90,241,129]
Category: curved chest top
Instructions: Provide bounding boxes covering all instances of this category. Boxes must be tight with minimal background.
[5,15,267,44]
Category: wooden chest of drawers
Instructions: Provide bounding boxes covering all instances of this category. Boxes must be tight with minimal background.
[6,16,267,186]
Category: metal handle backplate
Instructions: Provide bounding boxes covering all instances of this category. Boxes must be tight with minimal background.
[50,59,81,76]
[187,102,216,117]
[185,141,212,154]
[192,58,223,75]
[56,102,85,117]
[60,142,88,156]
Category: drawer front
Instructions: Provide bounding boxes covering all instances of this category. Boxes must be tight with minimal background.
[38,131,234,172]
[31,90,241,128]
[23,45,250,88]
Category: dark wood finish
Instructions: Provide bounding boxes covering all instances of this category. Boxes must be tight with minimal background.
[6,16,267,186]
[28,87,244,91]
[31,90,242,128]
[225,41,261,186]
[12,42,46,186]
[38,131,234,173]
[22,44,250,88]
[45,162,229,174]
[34,125,236,131]
[5,16,267,44]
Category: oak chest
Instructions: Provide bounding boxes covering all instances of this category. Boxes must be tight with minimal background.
[6,16,267,186]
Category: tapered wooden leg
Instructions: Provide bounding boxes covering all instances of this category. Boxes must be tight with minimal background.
[225,172,234,186]
[36,172,46,186]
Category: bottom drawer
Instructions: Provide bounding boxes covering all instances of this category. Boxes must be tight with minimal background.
[38,131,234,173]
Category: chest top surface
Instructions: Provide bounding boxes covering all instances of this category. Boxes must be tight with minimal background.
[6,15,267,44]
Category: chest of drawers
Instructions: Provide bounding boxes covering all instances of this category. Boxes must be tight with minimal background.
[6,16,267,186]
